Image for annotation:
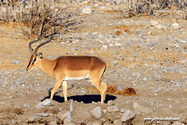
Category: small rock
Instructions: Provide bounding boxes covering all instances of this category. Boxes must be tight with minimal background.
[64,118,74,125]
[103,45,107,49]
[155,24,163,29]
[133,102,153,114]
[120,108,125,112]
[64,111,72,120]
[23,104,31,108]
[92,121,102,125]
[41,99,54,106]
[57,112,66,121]
[107,105,119,112]
[107,100,115,106]
[38,113,49,117]
[69,100,75,112]
[71,48,78,51]
[121,109,135,122]
[91,106,103,119]
[172,23,180,29]
[34,103,44,109]
[149,20,158,27]
[12,60,20,64]
[113,119,122,125]
[28,116,41,122]
[49,121,57,125]
[81,89,86,93]
[82,6,92,14]
[172,121,185,125]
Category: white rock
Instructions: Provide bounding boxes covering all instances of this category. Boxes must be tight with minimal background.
[121,109,136,122]
[172,23,180,29]
[49,121,57,125]
[149,20,158,27]
[155,24,163,29]
[57,112,66,121]
[103,45,107,49]
[34,103,44,109]
[64,111,72,120]
[92,121,102,125]
[172,121,185,125]
[107,106,119,112]
[91,106,103,119]
[64,118,75,125]
[28,116,41,122]
[133,102,153,114]
[113,119,122,125]
[70,100,75,112]
[82,6,92,14]
[38,113,49,117]
[120,108,125,112]
[107,100,114,106]
[41,99,54,106]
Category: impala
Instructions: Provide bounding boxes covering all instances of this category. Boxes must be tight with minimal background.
[26,26,108,103]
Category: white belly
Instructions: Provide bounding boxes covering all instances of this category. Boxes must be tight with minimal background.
[64,74,89,81]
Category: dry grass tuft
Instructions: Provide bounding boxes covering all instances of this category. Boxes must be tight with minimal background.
[14,107,24,115]
[87,85,136,95]
[106,85,136,95]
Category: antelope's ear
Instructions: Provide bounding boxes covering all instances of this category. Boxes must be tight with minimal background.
[38,53,43,59]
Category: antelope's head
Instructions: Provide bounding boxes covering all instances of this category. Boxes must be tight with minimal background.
[26,24,53,71]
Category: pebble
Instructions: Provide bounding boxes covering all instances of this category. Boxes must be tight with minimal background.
[92,121,102,125]
[172,121,185,125]
[107,105,119,112]
[64,111,72,120]
[91,106,103,119]
[121,109,136,122]
[82,6,92,14]
[133,102,153,114]
[41,99,54,106]
[23,104,31,108]
[172,23,180,29]
[149,20,158,27]
[113,119,122,125]
[57,112,66,121]
[38,113,49,117]
[49,121,57,125]
[28,116,41,122]
[107,100,115,106]
[63,118,74,125]
[12,60,20,64]
[71,47,78,51]
[34,103,45,109]
[120,108,125,113]
[70,100,75,112]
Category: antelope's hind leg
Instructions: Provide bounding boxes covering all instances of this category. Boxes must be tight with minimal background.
[89,76,107,103]
[62,81,67,102]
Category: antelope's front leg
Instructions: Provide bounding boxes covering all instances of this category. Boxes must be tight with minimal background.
[50,79,62,101]
[62,81,67,102]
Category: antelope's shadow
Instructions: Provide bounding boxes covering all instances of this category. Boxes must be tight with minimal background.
[41,90,116,103]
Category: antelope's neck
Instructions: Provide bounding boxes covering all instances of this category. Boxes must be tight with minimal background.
[38,58,56,78]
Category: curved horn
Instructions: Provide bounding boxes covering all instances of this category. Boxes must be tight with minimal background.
[29,22,44,55]
[33,28,53,56]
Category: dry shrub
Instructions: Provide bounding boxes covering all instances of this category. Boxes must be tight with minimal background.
[14,107,24,115]
[115,30,122,35]
[106,85,136,95]
[87,85,136,95]
[52,108,59,114]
